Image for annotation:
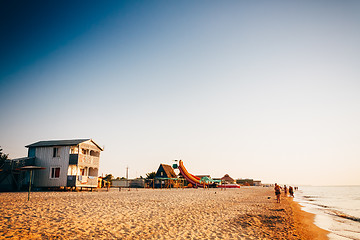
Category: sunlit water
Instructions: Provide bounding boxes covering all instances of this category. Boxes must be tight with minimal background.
[294,186,360,240]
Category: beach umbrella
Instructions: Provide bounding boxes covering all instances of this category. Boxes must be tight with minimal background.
[18,166,45,201]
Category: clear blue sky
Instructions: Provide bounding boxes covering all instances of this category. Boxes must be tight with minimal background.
[1,1,359,185]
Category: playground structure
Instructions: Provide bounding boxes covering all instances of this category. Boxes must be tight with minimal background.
[178,160,221,188]
[148,177,185,189]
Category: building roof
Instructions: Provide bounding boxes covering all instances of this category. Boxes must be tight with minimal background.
[221,174,235,182]
[25,139,103,151]
[156,164,177,178]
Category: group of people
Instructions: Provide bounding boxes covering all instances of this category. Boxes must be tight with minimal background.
[274,183,296,203]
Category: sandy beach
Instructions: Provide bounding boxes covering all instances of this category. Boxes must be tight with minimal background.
[0,187,328,239]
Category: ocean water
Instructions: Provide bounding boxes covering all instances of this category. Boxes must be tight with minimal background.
[294,186,360,240]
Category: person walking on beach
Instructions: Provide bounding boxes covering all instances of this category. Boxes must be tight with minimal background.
[274,183,281,203]
[106,181,110,191]
[289,186,294,197]
[284,185,288,196]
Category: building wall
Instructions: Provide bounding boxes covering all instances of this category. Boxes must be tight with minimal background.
[236,179,254,186]
[33,146,70,187]
[112,179,130,187]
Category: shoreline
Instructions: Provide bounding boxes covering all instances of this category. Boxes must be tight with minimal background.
[0,187,329,239]
[287,196,329,240]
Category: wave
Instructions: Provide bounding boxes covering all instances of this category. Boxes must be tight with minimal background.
[329,210,360,223]
[303,195,320,199]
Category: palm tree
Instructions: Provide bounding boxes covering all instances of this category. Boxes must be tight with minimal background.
[146,171,156,179]
[0,146,9,168]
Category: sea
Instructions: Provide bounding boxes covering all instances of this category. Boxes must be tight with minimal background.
[294,186,360,240]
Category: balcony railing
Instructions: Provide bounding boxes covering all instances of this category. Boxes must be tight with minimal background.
[69,154,99,166]
[67,175,98,187]
[78,155,99,165]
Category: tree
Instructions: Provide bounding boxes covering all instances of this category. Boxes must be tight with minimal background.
[0,146,9,167]
[0,147,9,160]
[146,171,156,179]
[104,174,114,183]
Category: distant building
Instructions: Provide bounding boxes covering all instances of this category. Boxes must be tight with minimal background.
[253,180,262,186]
[155,164,177,179]
[236,178,254,186]
[26,139,103,189]
[130,178,145,188]
[236,179,262,186]
[112,178,145,188]
[111,179,130,188]
[221,174,236,184]
[154,164,177,188]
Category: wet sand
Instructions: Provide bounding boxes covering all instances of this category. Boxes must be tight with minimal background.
[0,187,328,239]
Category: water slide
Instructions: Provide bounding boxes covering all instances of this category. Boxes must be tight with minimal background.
[178,160,209,188]
[178,160,240,188]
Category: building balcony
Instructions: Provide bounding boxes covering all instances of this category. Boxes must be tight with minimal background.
[69,154,99,166]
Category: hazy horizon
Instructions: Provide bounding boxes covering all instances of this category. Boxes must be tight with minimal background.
[1,1,359,186]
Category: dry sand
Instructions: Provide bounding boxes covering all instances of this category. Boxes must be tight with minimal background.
[0,187,328,239]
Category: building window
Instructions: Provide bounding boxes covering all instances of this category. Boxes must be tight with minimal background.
[80,168,87,176]
[50,167,60,179]
[90,150,100,157]
[81,148,89,155]
[53,147,60,157]
[88,167,98,177]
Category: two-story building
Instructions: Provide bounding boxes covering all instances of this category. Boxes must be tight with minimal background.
[26,139,103,189]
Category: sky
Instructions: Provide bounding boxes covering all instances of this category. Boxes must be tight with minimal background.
[1,0,359,186]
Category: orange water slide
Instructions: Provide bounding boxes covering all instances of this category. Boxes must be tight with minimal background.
[178,160,208,187]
